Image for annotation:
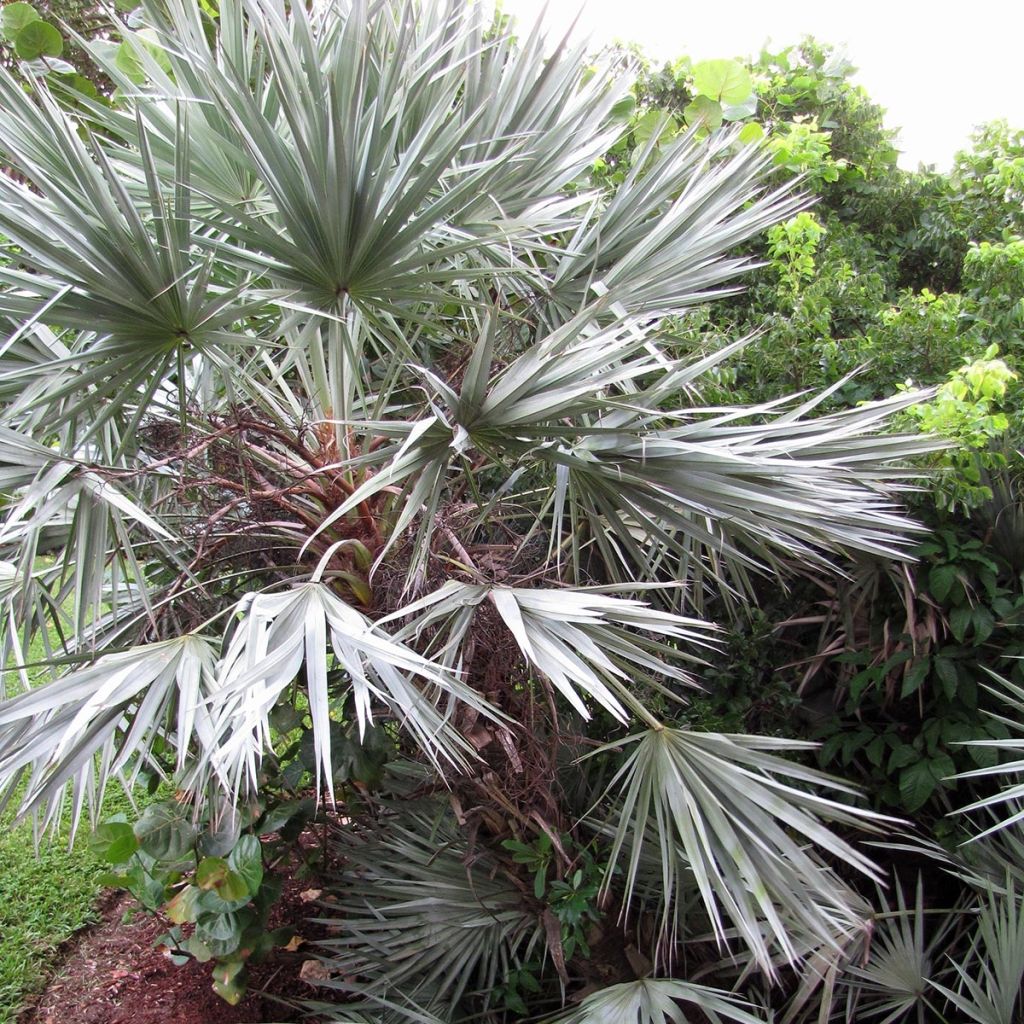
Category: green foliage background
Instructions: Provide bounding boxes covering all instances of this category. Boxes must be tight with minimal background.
[606,38,1024,832]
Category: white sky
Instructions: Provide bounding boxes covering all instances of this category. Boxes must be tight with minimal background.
[495,0,1024,170]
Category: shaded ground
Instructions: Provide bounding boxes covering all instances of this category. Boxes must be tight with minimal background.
[18,886,325,1024]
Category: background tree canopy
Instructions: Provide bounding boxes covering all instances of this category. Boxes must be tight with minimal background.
[0,2,1023,1022]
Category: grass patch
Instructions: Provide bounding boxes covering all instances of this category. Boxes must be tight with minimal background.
[0,787,139,1023]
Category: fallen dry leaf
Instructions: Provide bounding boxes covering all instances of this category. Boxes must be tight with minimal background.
[299,959,332,985]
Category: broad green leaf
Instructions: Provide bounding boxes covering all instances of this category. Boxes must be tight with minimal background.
[864,735,886,767]
[66,73,99,98]
[196,857,231,890]
[972,605,995,644]
[738,121,765,145]
[135,802,197,862]
[165,885,204,924]
[692,58,753,105]
[722,96,758,121]
[928,753,955,782]
[684,95,723,132]
[14,19,62,59]
[114,29,171,84]
[610,95,636,121]
[968,742,999,769]
[258,799,314,837]
[197,857,249,901]
[212,959,247,1006]
[888,744,920,770]
[1,2,39,40]
[180,935,213,962]
[89,822,139,864]
[113,40,146,84]
[632,109,673,147]
[933,657,959,697]
[228,835,264,895]
[929,563,958,602]
[196,911,248,958]
[900,660,930,698]
[899,759,936,812]
[950,605,972,643]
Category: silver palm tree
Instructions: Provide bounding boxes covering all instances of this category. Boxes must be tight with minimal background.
[0,0,943,1018]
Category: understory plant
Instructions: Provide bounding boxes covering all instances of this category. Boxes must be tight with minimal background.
[3,1,1020,1021]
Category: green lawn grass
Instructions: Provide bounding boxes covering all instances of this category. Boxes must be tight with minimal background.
[0,788,137,1023]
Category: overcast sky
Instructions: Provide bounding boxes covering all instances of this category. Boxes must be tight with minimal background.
[494,0,1024,170]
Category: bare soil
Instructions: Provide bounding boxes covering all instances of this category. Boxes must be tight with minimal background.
[18,885,325,1024]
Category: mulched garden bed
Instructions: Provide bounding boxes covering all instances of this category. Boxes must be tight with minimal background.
[18,882,328,1024]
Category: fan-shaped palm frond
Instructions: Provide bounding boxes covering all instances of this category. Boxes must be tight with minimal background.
[587,727,886,971]
[316,805,543,1015]
[136,0,615,316]
[929,874,1024,1024]
[207,583,499,799]
[389,582,716,722]
[544,127,802,323]
[313,336,935,599]
[0,440,179,648]
[312,994,448,1024]
[544,978,766,1024]
[840,875,957,1024]
[0,82,254,425]
[0,635,217,836]
[954,671,1024,837]
[0,579,506,835]
[547,391,937,596]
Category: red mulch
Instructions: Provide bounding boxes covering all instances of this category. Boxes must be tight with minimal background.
[18,882,329,1024]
